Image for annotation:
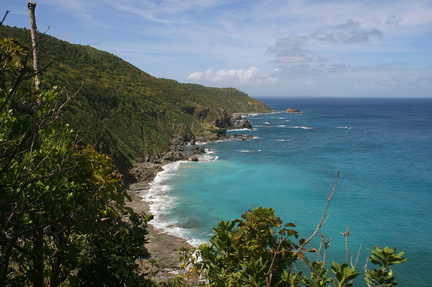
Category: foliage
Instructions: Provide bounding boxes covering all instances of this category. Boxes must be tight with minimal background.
[1,25,153,286]
[185,207,300,286]
[183,207,406,287]
[365,246,407,287]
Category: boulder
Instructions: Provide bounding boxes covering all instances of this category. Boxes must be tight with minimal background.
[190,146,206,154]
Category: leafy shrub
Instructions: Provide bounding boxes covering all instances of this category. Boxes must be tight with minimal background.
[183,207,406,287]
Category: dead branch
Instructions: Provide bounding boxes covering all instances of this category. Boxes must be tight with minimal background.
[28,1,41,90]
[294,171,339,257]
[341,226,351,263]
[0,10,10,27]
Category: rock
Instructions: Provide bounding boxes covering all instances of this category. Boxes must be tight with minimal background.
[190,146,206,154]
[206,127,228,140]
[285,107,301,113]
[207,111,254,140]
[162,150,186,162]
[212,108,231,128]
[130,163,163,182]
[232,134,254,140]
[190,155,199,161]
[229,115,252,129]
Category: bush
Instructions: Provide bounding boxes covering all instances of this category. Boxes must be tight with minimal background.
[183,207,406,287]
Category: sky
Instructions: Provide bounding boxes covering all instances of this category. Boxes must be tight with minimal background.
[2,0,432,98]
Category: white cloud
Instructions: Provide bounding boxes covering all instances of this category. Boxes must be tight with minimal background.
[187,67,277,85]
[187,71,205,81]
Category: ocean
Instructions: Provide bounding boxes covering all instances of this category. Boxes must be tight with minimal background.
[143,97,432,286]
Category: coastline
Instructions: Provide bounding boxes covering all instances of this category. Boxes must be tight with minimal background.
[126,181,193,270]
[123,118,265,278]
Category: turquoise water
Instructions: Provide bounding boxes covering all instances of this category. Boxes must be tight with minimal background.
[144,97,432,286]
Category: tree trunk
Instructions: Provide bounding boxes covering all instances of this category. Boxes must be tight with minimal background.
[33,228,45,287]
[28,3,45,286]
[28,1,41,90]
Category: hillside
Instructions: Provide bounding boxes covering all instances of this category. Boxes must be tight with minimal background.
[1,26,271,180]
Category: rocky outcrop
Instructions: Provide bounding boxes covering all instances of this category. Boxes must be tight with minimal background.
[212,110,253,131]
[229,115,252,129]
[285,107,301,113]
[212,108,231,128]
[201,127,228,141]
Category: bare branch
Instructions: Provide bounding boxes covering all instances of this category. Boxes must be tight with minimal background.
[353,245,362,269]
[28,1,42,90]
[319,233,332,266]
[0,10,10,27]
[266,238,285,287]
[294,171,339,257]
[341,226,351,263]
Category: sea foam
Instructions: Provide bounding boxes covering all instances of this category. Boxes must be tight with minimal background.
[142,157,215,246]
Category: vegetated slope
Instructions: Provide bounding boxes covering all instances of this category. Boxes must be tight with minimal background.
[1,26,271,179]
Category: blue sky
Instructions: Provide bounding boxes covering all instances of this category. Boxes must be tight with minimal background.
[2,0,432,98]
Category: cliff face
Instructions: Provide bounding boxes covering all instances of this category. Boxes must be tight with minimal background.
[1,26,272,181]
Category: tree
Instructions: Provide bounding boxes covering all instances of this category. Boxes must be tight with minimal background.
[0,8,153,286]
[185,207,301,286]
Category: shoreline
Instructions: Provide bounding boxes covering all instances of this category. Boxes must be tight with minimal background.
[126,181,193,270]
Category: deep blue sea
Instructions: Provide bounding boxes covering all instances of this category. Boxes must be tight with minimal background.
[143,97,432,286]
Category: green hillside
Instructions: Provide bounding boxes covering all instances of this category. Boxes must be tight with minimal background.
[1,26,271,179]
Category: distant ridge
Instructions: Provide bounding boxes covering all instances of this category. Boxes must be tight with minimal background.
[1,26,271,181]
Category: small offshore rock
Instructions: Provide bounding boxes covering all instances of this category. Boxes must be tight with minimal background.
[285,107,301,113]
